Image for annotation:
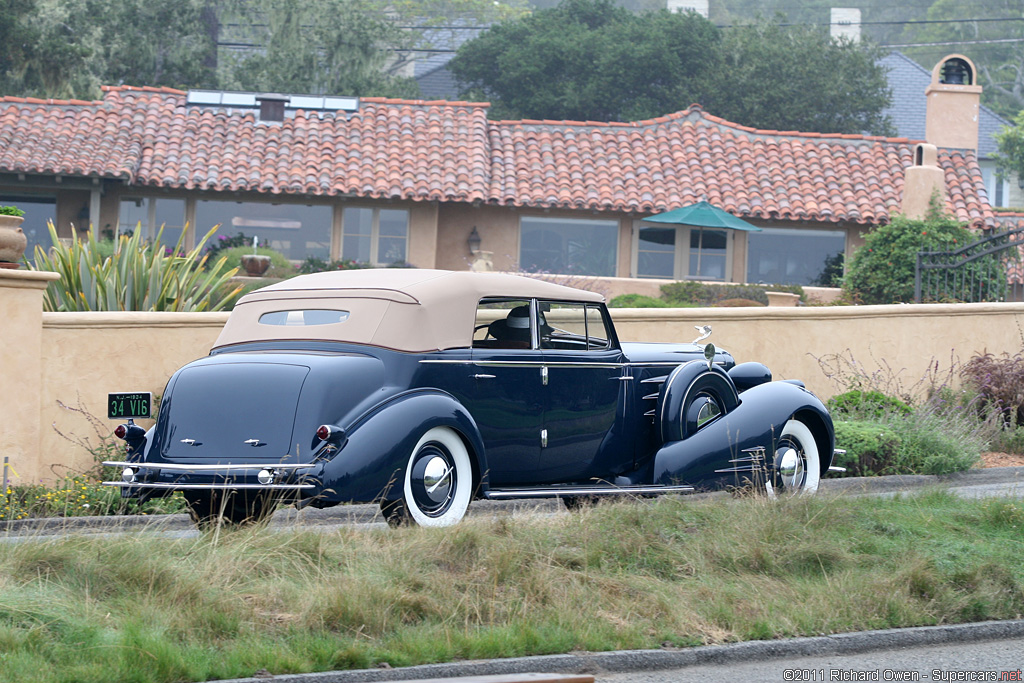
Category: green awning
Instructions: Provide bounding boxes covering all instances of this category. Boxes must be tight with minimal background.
[644,201,763,232]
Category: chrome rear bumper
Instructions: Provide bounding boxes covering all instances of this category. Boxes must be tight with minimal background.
[101,460,317,490]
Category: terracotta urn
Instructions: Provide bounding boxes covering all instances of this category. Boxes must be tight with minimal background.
[0,215,27,267]
[240,254,272,277]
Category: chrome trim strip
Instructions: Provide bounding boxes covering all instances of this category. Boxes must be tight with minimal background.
[419,359,720,369]
[103,461,314,471]
[640,376,669,384]
[833,448,847,456]
[485,484,694,499]
[102,482,315,490]
[828,465,847,473]
[642,393,659,400]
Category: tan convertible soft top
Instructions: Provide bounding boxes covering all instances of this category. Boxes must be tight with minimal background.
[213,269,605,353]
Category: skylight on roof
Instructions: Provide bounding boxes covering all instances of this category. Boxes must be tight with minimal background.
[186,90,359,112]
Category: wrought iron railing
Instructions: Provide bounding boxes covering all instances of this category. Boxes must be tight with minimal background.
[915,226,1024,303]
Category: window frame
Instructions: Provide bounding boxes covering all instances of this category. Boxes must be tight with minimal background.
[632,222,733,281]
[340,206,409,266]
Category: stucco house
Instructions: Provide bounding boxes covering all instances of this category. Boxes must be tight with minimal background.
[0,54,996,290]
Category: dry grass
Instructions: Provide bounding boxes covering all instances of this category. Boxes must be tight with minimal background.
[1,491,1023,682]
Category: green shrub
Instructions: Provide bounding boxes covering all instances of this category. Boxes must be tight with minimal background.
[843,204,1003,304]
[29,222,241,311]
[608,293,670,308]
[0,204,25,216]
[660,281,805,306]
[832,420,902,476]
[828,389,912,419]
[833,404,984,477]
[216,245,294,277]
[713,298,764,307]
[296,256,373,273]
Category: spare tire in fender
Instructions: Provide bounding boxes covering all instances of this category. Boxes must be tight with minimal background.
[658,360,740,443]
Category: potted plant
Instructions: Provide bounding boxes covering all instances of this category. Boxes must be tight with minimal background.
[0,205,27,268]
[239,235,272,277]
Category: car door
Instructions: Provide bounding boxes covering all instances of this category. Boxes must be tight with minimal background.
[464,298,545,486]
[537,302,627,484]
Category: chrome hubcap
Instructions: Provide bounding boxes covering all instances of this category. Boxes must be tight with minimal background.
[778,446,804,489]
[411,445,455,516]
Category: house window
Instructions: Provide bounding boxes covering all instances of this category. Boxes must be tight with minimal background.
[0,195,55,258]
[118,197,186,246]
[519,216,619,276]
[634,225,731,281]
[689,228,727,280]
[637,227,675,278]
[196,200,331,261]
[341,207,409,265]
[746,227,845,286]
[980,163,1010,208]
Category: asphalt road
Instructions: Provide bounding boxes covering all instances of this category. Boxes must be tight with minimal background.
[594,636,1024,682]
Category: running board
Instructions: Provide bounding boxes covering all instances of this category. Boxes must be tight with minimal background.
[484,484,694,500]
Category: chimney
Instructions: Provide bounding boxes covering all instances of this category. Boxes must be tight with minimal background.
[830,8,861,42]
[925,54,981,150]
[902,143,946,220]
[256,93,289,123]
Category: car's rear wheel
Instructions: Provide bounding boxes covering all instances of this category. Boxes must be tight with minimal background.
[381,427,473,528]
[768,418,821,496]
[184,490,276,528]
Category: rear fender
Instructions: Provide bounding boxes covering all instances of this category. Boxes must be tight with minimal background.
[652,380,833,489]
[316,390,486,505]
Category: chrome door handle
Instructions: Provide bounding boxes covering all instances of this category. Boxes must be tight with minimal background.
[473,374,496,379]
[541,366,549,385]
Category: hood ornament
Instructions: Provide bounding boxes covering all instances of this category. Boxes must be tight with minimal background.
[692,325,712,344]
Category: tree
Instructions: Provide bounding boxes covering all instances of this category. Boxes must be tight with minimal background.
[224,0,421,97]
[85,0,218,90]
[709,21,894,135]
[449,0,721,121]
[450,2,893,134]
[0,0,96,99]
[898,0,1024,121]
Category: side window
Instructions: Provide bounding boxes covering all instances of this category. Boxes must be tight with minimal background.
[473,298,533,349]
[540,303,611,351]
[540,303,587,351]
[585,305,611,350]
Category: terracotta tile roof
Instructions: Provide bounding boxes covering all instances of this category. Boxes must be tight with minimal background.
[0,87,995,228]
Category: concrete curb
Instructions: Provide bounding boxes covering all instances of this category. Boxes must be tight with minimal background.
[210,619,1024,683]
[4,466,1024,535]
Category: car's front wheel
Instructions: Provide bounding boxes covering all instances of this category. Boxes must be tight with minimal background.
[183,490,276,528]
[381,427,473,528]
[768,418,821,496]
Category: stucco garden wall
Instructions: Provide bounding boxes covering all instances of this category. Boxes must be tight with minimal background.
[3,268,1023,485]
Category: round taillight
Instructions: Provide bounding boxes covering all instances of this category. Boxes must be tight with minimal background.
[114,424,128,439]
[316,425,332,442]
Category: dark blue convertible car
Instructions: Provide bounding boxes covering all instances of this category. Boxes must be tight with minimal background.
[105,269,838,527]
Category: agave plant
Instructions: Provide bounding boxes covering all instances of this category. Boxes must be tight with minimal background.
[30,223,242,312]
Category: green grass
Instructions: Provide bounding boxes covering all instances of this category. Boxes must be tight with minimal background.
[1,491,1023,682]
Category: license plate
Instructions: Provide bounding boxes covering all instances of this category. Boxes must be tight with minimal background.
[108,392,152,419]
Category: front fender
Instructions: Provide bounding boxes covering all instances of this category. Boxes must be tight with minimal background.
[652,380,834,490]
[314,390,486,505]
